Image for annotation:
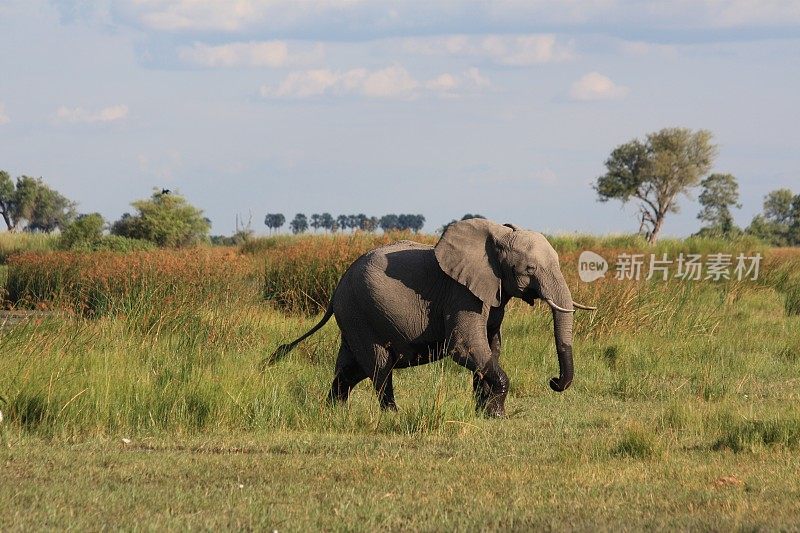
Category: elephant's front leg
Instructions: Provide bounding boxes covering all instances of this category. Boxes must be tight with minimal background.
[473,329,505,415]
[449,315,509,418]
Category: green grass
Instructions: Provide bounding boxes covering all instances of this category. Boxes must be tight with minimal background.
[1,236,799,530]
[0,231,57,263]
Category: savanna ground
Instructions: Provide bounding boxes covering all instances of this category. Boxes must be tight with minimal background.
[1,231,799,531]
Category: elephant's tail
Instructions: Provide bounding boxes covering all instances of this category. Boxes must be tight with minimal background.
[264,302,335,366]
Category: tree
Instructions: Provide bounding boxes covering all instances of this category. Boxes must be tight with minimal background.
[594,127,717,244]
[379,214,399,232]
[695,173,741,237]
[363,216,379,233]
[319,212,334,233]
[310,213,321,232]
[0,171,76,232]
[111,189,210,247]
[0,170,15,230]
[290,213,308,234]
[763,189,794,225]
[397,213,425,232]
[59,213,105,249]
[264,213,285,233]
[353,214,368,232]
[747,188,800,246]
[336,214,350,233]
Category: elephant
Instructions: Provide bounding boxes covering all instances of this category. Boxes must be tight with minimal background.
[270,218,595,417]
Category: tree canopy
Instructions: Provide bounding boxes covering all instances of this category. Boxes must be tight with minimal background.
[0,171,76,232]
[59,213,105,249]
[746,188,800,246]
[264,213,286,233]
[289,213,308,234]
[111,189,210,247]
[695,173,741,237]
[594,128,717,243]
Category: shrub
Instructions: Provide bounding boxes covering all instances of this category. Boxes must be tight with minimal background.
[79,235,156,253]
[111,190,210,247]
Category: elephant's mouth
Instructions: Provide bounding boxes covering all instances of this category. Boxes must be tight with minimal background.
[521,289,539,306]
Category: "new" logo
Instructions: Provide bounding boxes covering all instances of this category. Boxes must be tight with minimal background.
[578,251,608,283]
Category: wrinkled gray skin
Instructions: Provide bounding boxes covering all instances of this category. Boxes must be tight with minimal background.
[271,218,579,417]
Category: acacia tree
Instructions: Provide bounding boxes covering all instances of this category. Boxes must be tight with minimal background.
[696,173,741,237]
[594,128,717,244]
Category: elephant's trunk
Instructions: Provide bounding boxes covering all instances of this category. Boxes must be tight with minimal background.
[549,306,574,392]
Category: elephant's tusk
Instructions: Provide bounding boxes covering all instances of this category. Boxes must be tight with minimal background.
[545,299,575,313]
[572,301,597,311]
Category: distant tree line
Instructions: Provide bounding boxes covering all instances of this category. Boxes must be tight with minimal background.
[3,149,798,249]
[265,213,426,234]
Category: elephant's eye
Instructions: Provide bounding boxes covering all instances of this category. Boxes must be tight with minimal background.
[525,265,537,274]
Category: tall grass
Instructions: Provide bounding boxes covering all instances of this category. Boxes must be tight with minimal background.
[252,232,435,314]
[251,232,770,340]
[0,231,57,264]
[1,232,798,445]
[4,248,259,317]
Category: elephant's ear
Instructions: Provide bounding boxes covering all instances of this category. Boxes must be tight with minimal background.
[434,218,509,307]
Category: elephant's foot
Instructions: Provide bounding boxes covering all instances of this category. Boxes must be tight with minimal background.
[473,368,508,418]
[476,393,506,418]
[380,400,398,411]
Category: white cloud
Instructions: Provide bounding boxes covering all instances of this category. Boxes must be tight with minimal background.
[260,65,490,100]
[100,1,800,41]
[177,41,324,68]
[569,72,629,101]
[56,104,129,123]
[404,34,574,66]
[121,0,368,32]
[129,0,268,32]
[0,103,9,124]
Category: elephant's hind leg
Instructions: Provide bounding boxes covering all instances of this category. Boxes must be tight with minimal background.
[361,342,397,411]
[374,368,397,411]
[353,340,398,411]
[328,341,366,405]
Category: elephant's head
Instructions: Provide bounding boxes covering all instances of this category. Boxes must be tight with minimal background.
[434,218,595,392]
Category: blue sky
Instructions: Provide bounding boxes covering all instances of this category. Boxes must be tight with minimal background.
[0,1,798,236]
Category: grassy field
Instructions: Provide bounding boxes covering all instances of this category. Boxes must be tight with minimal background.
[1,232,800,530]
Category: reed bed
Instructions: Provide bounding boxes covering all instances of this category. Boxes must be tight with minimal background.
[4,248,259,317]
[253,231,436,314]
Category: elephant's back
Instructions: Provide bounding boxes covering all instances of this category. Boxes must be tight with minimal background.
[334,240,446,344]
[354,240,437,284]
